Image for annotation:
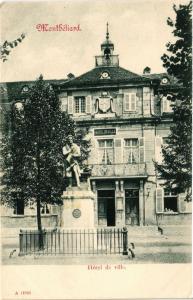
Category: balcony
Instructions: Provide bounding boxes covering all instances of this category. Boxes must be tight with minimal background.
[95,55,119,67]
[89,163,147,178]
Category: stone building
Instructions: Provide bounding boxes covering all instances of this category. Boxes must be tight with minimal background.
[1,26,191,228]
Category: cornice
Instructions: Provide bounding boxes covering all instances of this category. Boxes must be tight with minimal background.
[75,115,173,127]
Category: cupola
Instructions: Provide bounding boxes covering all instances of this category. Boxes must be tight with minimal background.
[95,23,119,67]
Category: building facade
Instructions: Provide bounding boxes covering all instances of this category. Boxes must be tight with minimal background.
[1,27,191,228]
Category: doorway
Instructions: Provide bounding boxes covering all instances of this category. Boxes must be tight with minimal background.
[125,189,139,225]
[98,190,115,226]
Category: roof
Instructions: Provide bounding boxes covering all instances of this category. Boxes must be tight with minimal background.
[0,71,181,104]
[55,66,151,89]
[142,72,179,86]
[101,39,114,47]
[0,79,67,103]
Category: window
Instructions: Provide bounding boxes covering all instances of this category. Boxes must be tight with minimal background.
[124,93,136,112]
[125,139,138,147]
[98,139,114,164]
[124,139,138,163]
[164,189,178,212]
[74,97,86,113]
[21,86,29,93]
[155,136,162,164]
[161,77,169,85]
[13,199,24,215]
[41,204,50,214]
[156,187,191,214]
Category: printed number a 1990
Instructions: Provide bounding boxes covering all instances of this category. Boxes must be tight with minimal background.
[15,291,31,295]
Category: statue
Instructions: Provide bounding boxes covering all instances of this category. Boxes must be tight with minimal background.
[61,135,95,228]
[63,135,81,187]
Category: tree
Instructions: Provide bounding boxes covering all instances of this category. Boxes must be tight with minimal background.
[1,75,90,237]
[0,33,26,62]
[156,1,192,200]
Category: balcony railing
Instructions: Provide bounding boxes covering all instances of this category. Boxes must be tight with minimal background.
[89,163,147,178]
[95,55,119,67]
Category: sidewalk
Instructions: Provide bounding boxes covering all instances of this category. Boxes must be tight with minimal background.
[1,225,192,265]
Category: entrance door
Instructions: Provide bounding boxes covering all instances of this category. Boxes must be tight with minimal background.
[98,190,115,226]
[125,189,139,225]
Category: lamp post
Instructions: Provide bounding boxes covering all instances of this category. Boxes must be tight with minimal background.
[143,185,151,226]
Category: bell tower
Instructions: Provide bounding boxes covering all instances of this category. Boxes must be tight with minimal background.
[95,23,119,67]
[101,22,114,58]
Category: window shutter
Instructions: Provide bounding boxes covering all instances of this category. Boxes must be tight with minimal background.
[60,97,67,112]
[68,96,74,114]
[186,201,192,213]
[156,188,164,213]
[86,95,92,114]
[115,139,121,147]
[168,101,173,113]
[150,91,155,114]
[114,138,122,164]
[128,149,132,163]
[161,97,168,114]
[178,193,186,213]
[162,96,173,113]
[143,88,150,115]
[130,93,136,111]
[116,94,122,116]
[139,137,145,163]
[124,94,130,111]
[155,136,163,163]
[92,138,99,164]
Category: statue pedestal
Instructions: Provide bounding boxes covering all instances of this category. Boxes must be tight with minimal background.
[61,183,95,228]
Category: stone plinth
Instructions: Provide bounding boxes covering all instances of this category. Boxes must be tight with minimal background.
[61,184,95,228]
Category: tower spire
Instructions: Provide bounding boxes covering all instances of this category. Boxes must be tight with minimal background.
[95,23,118,67]
[106,22,109,40]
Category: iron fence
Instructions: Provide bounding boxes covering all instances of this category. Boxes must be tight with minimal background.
[19,227,128,256]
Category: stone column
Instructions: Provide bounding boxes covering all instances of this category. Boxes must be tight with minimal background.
[91,181,98,227]
[115,180,124,227]
[120,180,124,192]
[139,179,144,226]
[115,181,119,192]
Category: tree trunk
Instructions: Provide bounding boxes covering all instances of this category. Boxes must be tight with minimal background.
[36,133,43,249]
[37,195,44,249]
[37,195,42,231]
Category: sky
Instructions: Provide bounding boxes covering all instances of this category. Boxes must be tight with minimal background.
[0,0,189,82]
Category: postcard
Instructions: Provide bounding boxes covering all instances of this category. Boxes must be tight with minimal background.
[0,0,192,299]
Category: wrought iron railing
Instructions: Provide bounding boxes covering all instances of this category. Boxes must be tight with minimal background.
[19,228,128,256]
[90,163,147,177]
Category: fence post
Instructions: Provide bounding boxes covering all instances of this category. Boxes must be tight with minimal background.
[19,230,23,256]
[122,227,128,255]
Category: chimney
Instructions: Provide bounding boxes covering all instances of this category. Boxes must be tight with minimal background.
[67,73,75,80]
[143,67,151,75]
